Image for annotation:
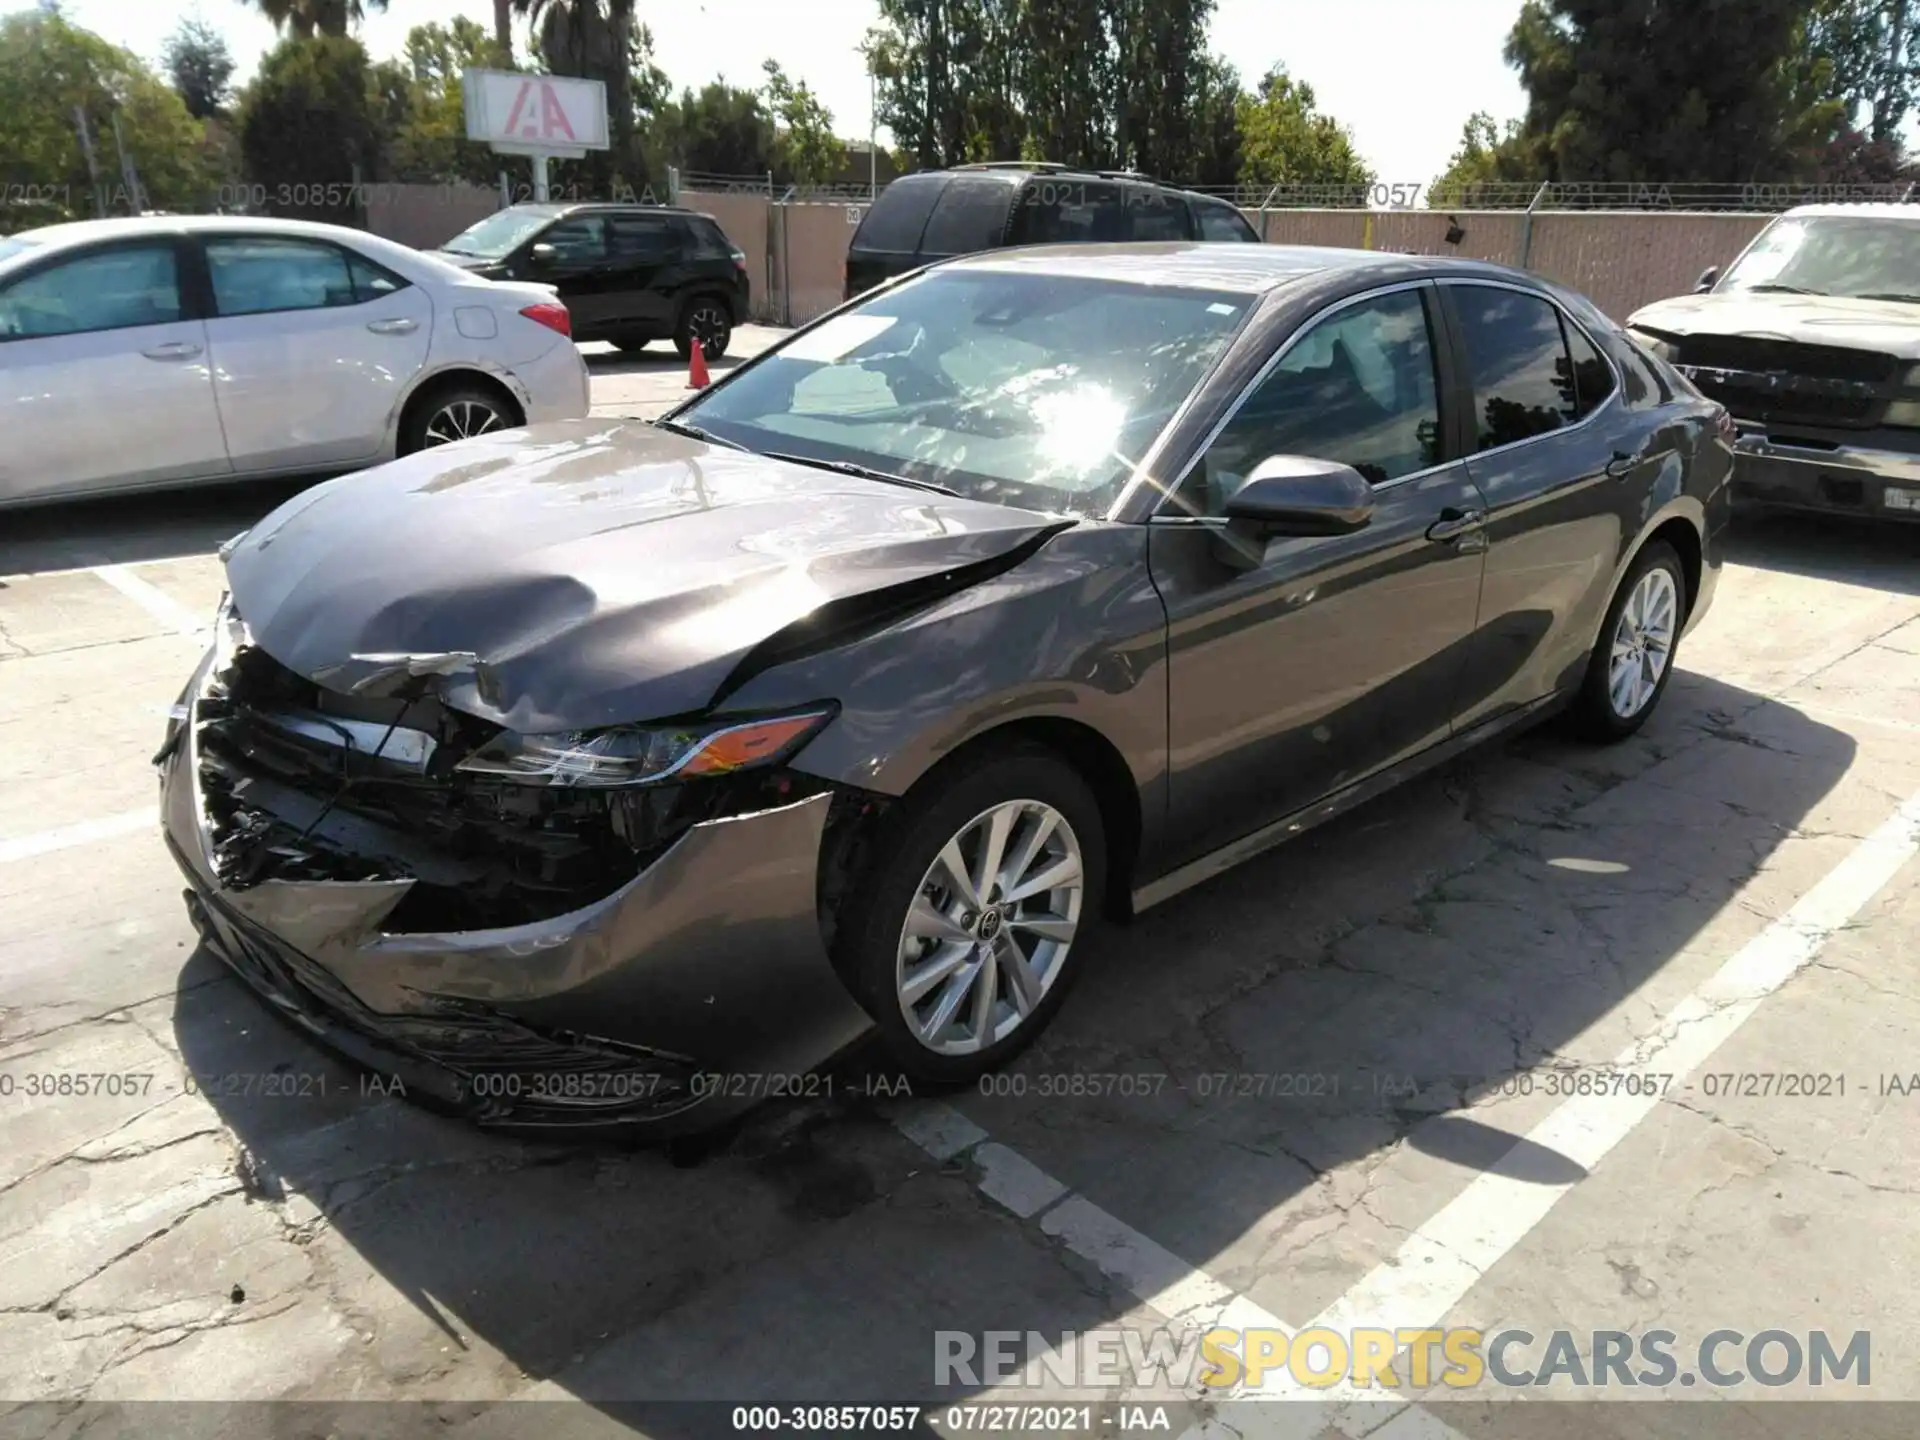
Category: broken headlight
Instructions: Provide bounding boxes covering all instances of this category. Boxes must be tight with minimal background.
[455,707,836,787]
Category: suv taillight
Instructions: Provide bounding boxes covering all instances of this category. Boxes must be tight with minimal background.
[519,302,571,337]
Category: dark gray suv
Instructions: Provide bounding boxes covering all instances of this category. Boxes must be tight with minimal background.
[844,162,1261,298]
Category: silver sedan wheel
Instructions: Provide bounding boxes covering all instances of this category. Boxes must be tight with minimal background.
[422,398,509,447]
[895,799,1085,1057]
[1608,566,1679,718]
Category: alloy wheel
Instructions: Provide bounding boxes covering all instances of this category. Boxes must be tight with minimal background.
[689,303,728,357]
[1607,566,1679,718]
[895,799,1084,1056]
[422,399,508,447]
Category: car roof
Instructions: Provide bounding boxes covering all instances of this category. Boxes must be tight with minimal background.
[12,214,394,246]
[1783,202,1920,219]
[940,241,1537,295]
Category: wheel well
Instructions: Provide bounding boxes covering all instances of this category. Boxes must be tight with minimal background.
[924,717,1144,923]
[398,369,523,447]
[1644,516,1702,619]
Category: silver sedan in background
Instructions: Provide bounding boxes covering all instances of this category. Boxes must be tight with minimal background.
[0,215,591,509]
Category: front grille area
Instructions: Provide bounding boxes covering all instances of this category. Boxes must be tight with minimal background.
[1684,370,1882,427]
[1674,335,1898,384]
[195,641,809,932]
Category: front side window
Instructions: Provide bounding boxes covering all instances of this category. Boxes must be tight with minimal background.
[0,244,184,339]
[542,216,608,263]
[1452,285,1582,451]
[674,267,1251,518]
[1192,288,1442,511]
[1008,181,1126,244]
[1718,215,1920,301]
[207,238,359,317]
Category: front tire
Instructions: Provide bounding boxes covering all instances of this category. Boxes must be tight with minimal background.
[833,747,1106,1085]
[1570,540,1686,741]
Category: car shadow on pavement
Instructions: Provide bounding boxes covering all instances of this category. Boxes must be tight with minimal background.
[1728,508,1920,595]
[0,477,326,576]
[164,669,1853,1427]
[581,348,750,380]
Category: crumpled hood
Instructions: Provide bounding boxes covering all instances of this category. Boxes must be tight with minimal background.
[223,419,1066,733]
[1628,290,1920,358]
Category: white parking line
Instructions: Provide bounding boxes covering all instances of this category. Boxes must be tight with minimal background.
[88,564,208,636]
[0,807,159,865]
[1230,784,1920,1416]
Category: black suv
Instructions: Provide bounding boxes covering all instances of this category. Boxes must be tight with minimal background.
[844,163,1263,298]
[433,202,751,359]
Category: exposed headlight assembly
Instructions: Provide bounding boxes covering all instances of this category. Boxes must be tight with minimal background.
[456,707,836,787]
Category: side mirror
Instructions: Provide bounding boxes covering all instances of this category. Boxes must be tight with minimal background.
[528,242,558,266]
[1694,265,1719,294]
[1213,455,1374,569]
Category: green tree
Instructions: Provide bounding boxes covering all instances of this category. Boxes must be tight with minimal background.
[235,33,379,221]
[762,60,847,185]
[520,0,652,193]
[161,18,234,120]
[1501,0,1846,184]
[0,10,215,224]
[1428,110,1540,206]
[1804,0,1920,142]
[1235,65,1372,190]
[373,19,505,187]
[657,81,775,177]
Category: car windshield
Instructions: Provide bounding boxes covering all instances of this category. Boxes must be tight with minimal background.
[439,206,561,258]
[1719,215,1920,300]
[673,267,1251,517]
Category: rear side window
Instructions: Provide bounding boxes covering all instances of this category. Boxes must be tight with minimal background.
[687,216,734,258]
[1009,179,1126,244]
[852,175,948,253]
[919,177,1018,254]
[345,251,408,299]
[1451,284,1584,451]
[607,213,679,261]
[1126,190,1191,241]
[1196,203,1260,242]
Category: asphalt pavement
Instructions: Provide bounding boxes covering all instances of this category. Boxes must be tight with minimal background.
[4,327,1920,1437]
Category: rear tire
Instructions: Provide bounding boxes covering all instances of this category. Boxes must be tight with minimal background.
[832,746,1106,1086]
[674,297,732,361]
[398,381,522,455]
[1570,540,1687,742]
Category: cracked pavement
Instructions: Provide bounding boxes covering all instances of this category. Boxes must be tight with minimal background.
[4,374,1920,1436]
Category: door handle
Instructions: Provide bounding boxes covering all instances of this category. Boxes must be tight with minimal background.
[1605,450,1638,477]
[1426,506,1486,543]
[366,318,418,335]
[141,341,202,361]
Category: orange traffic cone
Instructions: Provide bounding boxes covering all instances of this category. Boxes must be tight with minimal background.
[686,343,710,389]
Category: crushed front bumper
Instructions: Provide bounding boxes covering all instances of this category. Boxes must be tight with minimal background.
[1733,431,1920,522]
[158,672,874,1136]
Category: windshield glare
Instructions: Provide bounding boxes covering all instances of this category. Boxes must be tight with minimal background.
[675,269,1249,517]
[441,207,559,258]
[1720,215,1920,299]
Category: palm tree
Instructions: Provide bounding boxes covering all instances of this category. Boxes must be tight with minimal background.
[248,0,387,39]
[514,0,636,181]
[492,0,513,64]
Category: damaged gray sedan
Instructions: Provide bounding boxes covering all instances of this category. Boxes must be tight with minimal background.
[158,243,1732,1134]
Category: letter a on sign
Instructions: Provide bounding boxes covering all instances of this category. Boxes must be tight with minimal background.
[501,79,579,143]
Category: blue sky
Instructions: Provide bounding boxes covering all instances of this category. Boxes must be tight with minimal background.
[58,0,1531,191]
